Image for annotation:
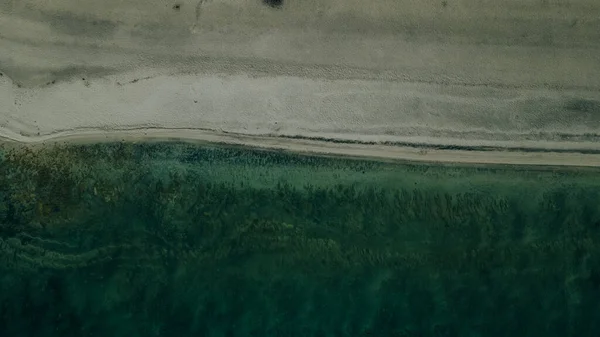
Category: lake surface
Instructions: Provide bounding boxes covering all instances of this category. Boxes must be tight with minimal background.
[1,142,600,336]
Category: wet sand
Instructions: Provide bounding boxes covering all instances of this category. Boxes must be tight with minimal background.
[2,128,600,168]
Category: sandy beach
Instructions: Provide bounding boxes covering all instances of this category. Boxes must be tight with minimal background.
[1,0,600,167]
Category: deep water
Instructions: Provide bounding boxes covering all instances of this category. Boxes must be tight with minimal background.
[1,142,600,337]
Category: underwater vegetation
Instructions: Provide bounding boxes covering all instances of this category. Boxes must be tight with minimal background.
[1,142,600,336]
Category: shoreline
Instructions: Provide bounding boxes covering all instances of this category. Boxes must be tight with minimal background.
[3,128,600,168]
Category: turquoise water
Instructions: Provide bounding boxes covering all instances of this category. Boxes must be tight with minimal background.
[1,142,600,336]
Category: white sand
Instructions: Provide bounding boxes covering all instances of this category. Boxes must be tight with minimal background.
[1,0,600,166]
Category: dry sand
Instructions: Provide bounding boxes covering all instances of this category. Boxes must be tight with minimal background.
[1,0,600,166]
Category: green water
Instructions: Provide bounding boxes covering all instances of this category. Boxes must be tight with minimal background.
[1,142,600,336]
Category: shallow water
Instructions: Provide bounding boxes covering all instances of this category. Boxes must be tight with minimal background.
[1,142,600,337]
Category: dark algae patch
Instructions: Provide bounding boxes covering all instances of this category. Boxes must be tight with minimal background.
[1,142,600,336]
